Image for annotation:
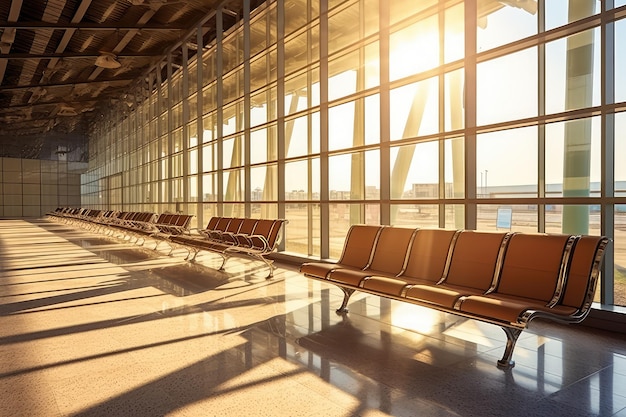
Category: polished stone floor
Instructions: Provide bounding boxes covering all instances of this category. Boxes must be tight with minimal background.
[1,218,626,417]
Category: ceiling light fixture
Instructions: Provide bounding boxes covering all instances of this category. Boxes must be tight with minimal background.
[57,106,78,116]
[95,52,122,69]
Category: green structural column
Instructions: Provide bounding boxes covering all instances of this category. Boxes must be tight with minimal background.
[562,0,595,234]
[350,96,365,225]
[448,69,465,229]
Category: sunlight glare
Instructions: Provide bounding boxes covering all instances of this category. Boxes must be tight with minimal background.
[390,303,440,334]
[390,18,439,81]
[442,320,494,347]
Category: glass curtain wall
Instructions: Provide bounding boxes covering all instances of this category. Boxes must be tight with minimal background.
[82,0,626,308]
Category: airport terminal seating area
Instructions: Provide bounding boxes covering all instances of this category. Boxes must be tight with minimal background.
[46,208,287,278]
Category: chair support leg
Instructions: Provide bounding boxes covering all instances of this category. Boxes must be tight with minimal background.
[217,254,229,271]
[336,287,355,314]
[252,254,275,279]
[497,327,522,370]
[188,248,199,262]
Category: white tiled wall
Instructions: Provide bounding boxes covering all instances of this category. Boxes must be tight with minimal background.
[0,157,85,218]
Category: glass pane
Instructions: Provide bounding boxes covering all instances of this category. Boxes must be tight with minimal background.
[284,0,308,36]
[171,177,183,201]
[222,32,243,74]
[328,44,379,101]
[262,85,277,122]
[285,113,320,158]
[188,149,198,176]
[477,47,537,126]
[444,204,465,229]
[546,28,600,115]
[250,54,268,92]
[310,69,320,107]
[286,114,313,158]
[328,0,377,55]
[251,164,277,201]
[201,142,214,173]
[285,72,310,114]
[252,203,278,219]
[445,137,465,199]
[223,169,243,201]
[285,30,309,75]
[185,202,198,229]
[187,122,198,148]
[545,204,599,236]
[251,88,270,127]
[545,117,601,202]
[202,203,218,224]
[250,13,267,57]
[477,126,538,198]
[187,94,197,122]
[615,209,626,307]
[285,203,320,257]
[616,19,626,103]
[222,69,243,105]
[546,0,600,31]
[328,101,357,151]
[310,24,320,65]
[616,113,626,197]
[389,0,435,25]
[364,94,380,145]
[202,113,216,143]
[251,128,268,165]
[222,136,244,169]
[202,173,216,201]
[285,159,309,200]
[328,51,357,101]
[188,176,198,200]
[172,153,183,177]
[390,78,439,140]
[312,111,320,154]
[223,203,245,218]
[223,101,243,136]
[329,203,363,258]
[203,84,217,114]
[477,204,538,233]
[268,49,278,83]
[160,179,168,202]
[445,3,464,63]
[365,150,379,199]
[365,42,380,89]
[445,70,464,131]
[390,141,438,199]
[390,15,439,81]
[477,2,537,52]
[329,152,371,200]
[365,204,380,225]
[391,204,439,227]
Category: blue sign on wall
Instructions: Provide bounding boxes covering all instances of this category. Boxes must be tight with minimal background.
[496,207,513,230]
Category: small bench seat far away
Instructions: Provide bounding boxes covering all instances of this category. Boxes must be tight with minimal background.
[171,216,288,278]
[300,225,609,369]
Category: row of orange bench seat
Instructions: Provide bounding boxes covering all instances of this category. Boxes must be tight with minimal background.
[171,216,288,278]
[47,208,192,244]
[300,225,609,369]
[47,208,287,278]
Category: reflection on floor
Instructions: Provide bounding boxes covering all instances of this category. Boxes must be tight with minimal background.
[1,218,626,417]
